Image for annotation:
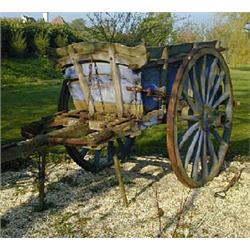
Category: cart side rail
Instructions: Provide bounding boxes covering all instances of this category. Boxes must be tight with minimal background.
[47,42,147,70]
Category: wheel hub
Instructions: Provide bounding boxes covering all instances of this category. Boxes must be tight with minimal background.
[200,105,221,130]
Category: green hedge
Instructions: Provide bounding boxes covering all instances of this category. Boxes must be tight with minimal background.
[1,18,83,57]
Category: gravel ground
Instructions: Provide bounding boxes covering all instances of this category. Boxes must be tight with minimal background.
[1,156,250,238]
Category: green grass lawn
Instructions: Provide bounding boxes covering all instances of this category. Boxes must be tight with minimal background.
[1,57,63,143]
[227,66,250,157]
[1,57,62,86]
[1,58,249,159]
[1,84,61,142]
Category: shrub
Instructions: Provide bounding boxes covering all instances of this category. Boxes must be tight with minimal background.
[54,34,68,48]
[34,31,49,55]
[1,18,83,57]
[10,30,27,57]
[1,20,11,56]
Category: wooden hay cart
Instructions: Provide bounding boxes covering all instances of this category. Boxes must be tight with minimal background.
[2,40,235,197]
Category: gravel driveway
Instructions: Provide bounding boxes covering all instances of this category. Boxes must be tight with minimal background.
[1,156,249,237]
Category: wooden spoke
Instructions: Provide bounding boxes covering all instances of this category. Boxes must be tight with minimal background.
[208,71,225,106]
[182,89,198,112]
[212,92,230,108]
[107,141,114,163]
[79,148,88,157]
[184,130,201,168]
[116,137,134,161]
[206,58,218,104]
[190,68,202,105]
[200,55,207,103]
[201,132,208,179]
[221,119,231,129]
[191,131,203,180]
[179,122,199,149]
[179,115,200,122]
[117,138,124,150]
[182,78,190,94]
[210,128,223,144]
[207,134,218,165]
[120,137,134,160]
[93,150,101,165]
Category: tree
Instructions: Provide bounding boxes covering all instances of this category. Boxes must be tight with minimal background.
[69,18,90,40]
[174,20,209,43]
[136,13,176,46]
[85,12,176,46]
[70,18,86,31]
[208,13,250,66]
[86,12,145,45]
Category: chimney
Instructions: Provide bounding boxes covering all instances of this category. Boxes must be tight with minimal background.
[42,12,49,22]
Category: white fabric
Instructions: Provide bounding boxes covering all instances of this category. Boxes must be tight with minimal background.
[65,62,142,104]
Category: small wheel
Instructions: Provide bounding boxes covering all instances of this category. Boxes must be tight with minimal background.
[167,48,233,188]
[58,80,134,173]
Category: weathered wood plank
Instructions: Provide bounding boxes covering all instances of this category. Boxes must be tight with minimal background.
[1,112,140,164]
[113,155,129,207]
[48,129,113,147]
[1,136,48,163]
[47,123,91,138]
[68,45,95,116]
[48,42,147,69]
[161,47,168,86]
[109,45,124,117]
[21,112,85,139]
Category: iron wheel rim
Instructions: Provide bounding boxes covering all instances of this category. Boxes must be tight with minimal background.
[167,48,233,188]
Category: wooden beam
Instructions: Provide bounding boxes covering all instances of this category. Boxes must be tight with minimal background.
[113,155,128,207]
[161,47,168,87]
[68,45,95,116]
[109,44,124,117]
[48,42,147,70]
[1,136,48,163]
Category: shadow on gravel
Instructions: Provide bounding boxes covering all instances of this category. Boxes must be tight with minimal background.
[161,188,201,236]
[1,156,171,237]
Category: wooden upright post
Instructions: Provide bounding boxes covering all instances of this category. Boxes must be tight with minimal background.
[37,150,46,211]
[68,45,95,116]
[109,45,124,117]
[113,155,128,207]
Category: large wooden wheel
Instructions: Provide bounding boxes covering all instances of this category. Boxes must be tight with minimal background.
[167,48,233,188]
[58,80,134,173]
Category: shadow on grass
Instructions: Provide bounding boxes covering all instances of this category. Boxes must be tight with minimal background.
[227,138,250,160]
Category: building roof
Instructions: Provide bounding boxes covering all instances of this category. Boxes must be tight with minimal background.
[51,16,66,25]
[21,15,36,22]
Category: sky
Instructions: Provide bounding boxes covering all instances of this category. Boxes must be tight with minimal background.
[0,12,216,26]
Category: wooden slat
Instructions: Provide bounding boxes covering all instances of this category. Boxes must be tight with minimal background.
[160,47,168,87]
[48,123,91,138]
[1,136,48,163]
[48,42,147,69]
[109,45,124,117]
[67,45,95,116]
